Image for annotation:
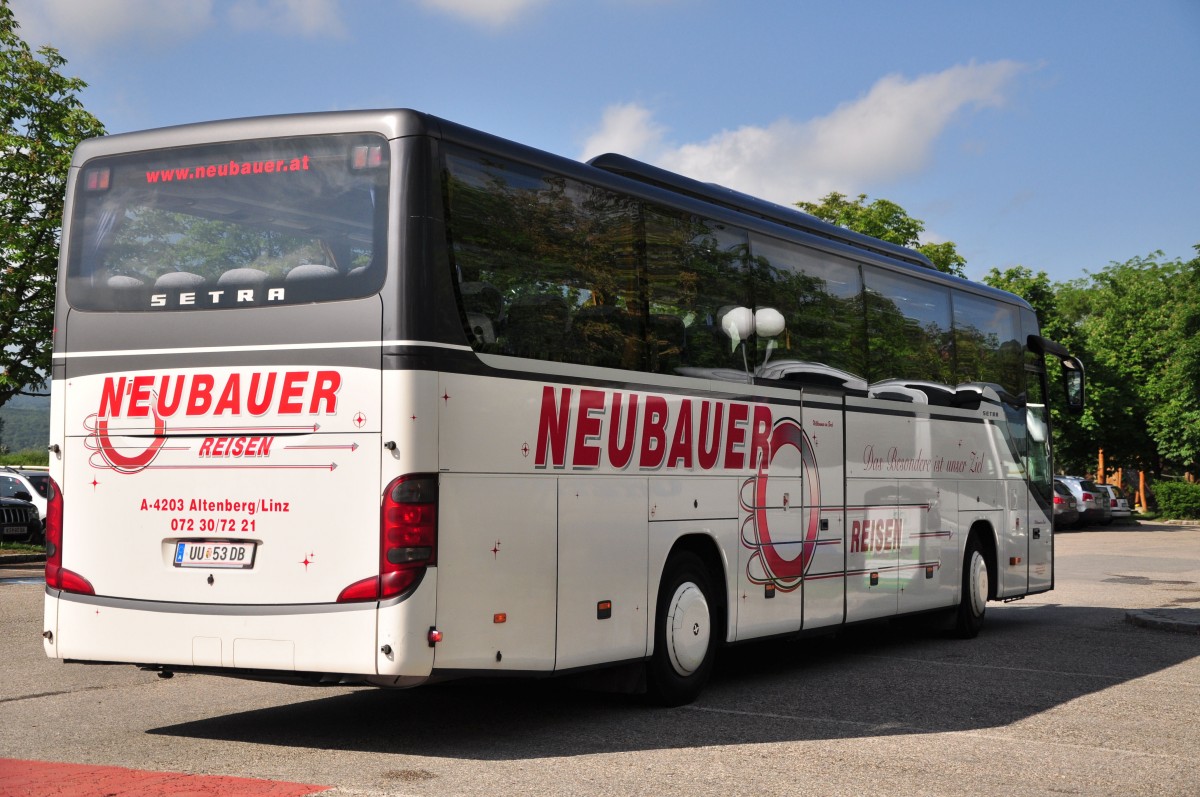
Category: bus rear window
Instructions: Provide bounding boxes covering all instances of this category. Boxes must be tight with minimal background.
[66,134,388,312]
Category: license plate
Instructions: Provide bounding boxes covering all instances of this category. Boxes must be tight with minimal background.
[3,525,26,537]
[174,540,256,569]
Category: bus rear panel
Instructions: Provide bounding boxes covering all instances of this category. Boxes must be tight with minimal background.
[45,115,438,685]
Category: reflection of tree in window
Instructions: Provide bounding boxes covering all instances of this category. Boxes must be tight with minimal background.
[864,267,952,385]
[643,209,750,373]
[444,153,640,365]
[105,209,322,282]
[748,235,866,379]
[953,291,1023,395]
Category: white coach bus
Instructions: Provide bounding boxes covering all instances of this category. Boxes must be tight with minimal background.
[43,110,1083,705]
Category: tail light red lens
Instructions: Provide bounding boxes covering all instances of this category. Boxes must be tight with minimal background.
[338,474,437,603]
[1081,492,1093,502]
[43,476,95,595]
[1053,495,1065,505]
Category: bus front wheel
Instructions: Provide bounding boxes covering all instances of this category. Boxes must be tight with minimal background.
[647,551,717,706]
[955,535,989,638]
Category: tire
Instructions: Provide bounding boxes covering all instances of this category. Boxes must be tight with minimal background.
[954,534,989,639]
[647,551,718,707]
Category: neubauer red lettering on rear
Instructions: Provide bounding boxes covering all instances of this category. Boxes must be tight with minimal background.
[84,370,343,476]
[98,370,342,418]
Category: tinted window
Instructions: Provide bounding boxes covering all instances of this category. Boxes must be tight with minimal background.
[445,151,642,366]
[444,149,751,375]
[643,208,749,375]
[748,234,865,381]
[954,291,1023,395]
[442,145,1033,397]
[66,134,389,312]
[864,266,953,384]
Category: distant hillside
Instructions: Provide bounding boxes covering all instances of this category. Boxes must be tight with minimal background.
[5,392,50,410]
[1,391,50,454]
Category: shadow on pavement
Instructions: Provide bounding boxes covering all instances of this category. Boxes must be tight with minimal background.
[148,601,1199,759]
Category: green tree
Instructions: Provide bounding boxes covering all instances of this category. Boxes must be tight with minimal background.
[796,191,966,276]
[1,1,105,405]
[988,252,1200,479]
[1075,250,1200,476]
[982,265,1061,337]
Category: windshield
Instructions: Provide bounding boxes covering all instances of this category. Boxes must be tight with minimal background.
[66,133,389,312]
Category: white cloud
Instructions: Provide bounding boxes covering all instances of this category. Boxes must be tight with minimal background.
[227,0,345,38]
[419,0,550,27]
[580,103,668,162]
[10,0,344,50]
[11,0,215,50]
[581,61,1028,206]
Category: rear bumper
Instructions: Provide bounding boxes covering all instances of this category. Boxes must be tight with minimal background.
[44,578,437,682]
[1053,509,1079,527]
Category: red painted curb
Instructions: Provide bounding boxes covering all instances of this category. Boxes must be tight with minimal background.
[0,758,329,797]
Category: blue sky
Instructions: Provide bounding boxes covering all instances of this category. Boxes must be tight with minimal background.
[11,0,1199,284]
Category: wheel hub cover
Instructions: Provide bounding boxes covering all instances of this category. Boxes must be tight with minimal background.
[667,582,710,675]
[970,552,988,616]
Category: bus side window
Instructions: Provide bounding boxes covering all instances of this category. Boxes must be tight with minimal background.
[505,293,569,361]
[459,281,503,349]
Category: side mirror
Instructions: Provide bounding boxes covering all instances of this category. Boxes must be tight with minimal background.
[1027,335,1085,414]
[1062,356,1085,412]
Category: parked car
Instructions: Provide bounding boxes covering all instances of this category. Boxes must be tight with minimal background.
[0,469,47,524]
[1054,476,1112,527]
[1052,481,1079,529]
[0,495,42,545]
[1099,483,1132,519]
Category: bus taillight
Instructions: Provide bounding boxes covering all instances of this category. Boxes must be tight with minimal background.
[43,477,95,595]
[337,474,438,603]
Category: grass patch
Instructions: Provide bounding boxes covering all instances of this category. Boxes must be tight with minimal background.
[0,541,45,554]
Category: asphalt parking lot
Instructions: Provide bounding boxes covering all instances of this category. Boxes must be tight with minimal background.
[2,521,1198,797]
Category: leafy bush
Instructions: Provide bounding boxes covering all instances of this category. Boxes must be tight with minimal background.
[1153,481,1200,520]
[0,449,48,467]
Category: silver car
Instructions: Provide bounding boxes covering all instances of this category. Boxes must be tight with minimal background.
[1052,481,1080,529]
[1098,483,1132,519]
[1054,476,1112,527]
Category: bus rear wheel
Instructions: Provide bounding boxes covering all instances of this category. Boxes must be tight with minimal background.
[955,534,989,638]
[647,551,717,706]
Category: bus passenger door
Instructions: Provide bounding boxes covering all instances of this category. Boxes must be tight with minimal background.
[800,394,846,630]
[736,463,805,639]
[1025,371,1054,593]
